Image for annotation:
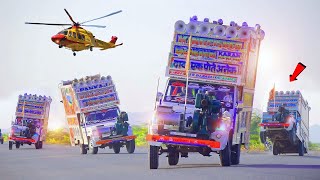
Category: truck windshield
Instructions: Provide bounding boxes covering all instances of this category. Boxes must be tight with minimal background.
[164,79,235,105]
[85,107,119,125]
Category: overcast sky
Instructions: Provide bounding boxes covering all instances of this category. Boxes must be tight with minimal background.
[0,0,319,129]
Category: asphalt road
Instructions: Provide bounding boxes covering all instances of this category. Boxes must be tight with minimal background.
[0,142,319,180]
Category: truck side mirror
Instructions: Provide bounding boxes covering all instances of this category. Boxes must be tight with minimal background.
[156,92,163,102]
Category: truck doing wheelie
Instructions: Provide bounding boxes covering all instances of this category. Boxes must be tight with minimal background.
[8,93,52,150]
[60,74,136,154]
[147,16,265,169]
[260,90,310,156]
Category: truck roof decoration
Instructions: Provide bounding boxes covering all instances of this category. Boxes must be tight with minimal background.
[174,16,265,40]
[18,93,52,102]
[166,16,265,85]
[15,93,52,119]
[267,90,310,112]
[60,74,120,113]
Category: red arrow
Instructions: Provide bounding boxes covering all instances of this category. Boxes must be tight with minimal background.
[290,62,306,82]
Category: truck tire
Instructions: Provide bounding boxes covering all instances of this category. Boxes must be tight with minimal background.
[35,141,41,149]
[298,140,304,156]
[113,143,121,154]
[260,131,266,144]
[1,139,3,144]
[89,146,98,154]
[88,139,98,154]
[9,141,13,150]
[168,149,179,166]
[149,145,159,169]
[126,139,135,154]
[273,141,279,155]
[231,144,241,165]
[220,141,231,166]
[16,142,20,149]
[39,141,43,149]
[80,144,87,154]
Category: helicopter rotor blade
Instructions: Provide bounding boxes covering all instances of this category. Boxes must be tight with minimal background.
[80,10,122,25]
[81,24,106,28]
[64,9,76,24]
[25,22,72,26]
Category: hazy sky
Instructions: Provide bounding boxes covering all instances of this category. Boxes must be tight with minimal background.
[0,0,319,129]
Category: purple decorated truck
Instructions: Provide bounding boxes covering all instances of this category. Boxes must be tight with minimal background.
[147,16,265,169]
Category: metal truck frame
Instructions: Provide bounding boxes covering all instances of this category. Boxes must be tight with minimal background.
[260,90,310,156]
[60,74,136,155]
[8,93,52,150]
[147,16,265,169]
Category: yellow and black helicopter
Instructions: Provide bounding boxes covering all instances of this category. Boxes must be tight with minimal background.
[25,9,123,56]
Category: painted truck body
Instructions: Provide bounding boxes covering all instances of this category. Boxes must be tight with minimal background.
[8,94,52,150]
[60,74,136,155]
[260,90,310,156]
[147,16,265,169]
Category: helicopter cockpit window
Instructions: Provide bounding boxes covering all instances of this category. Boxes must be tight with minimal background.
[68,31,72,37]
[58,31,68,35]
[72,32,76,38]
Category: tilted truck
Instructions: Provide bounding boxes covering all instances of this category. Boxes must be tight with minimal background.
[8,93,52,150]
[147,16,265,169]
[260,90,310,156]
[59,74,136,154]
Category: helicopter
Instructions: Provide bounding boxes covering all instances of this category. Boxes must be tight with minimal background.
[25,9,123,56]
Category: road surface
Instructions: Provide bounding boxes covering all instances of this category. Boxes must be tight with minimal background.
[0,142,319,180]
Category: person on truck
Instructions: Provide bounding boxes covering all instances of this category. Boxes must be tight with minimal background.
[275,104,290,122]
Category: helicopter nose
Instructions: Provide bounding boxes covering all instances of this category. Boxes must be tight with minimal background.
[51,34,65,44]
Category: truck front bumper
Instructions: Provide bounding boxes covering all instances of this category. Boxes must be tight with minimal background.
[9,137,36,143]
[95,135,136,145]
[146,134,221,151]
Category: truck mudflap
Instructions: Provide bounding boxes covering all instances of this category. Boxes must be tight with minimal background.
[95,135,136,145]
[146,134,221,150]
[9,136,36,143]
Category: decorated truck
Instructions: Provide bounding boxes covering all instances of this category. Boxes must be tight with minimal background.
[59,74,136,154]
[0,129,3,144]
[260,90,310,156]
[8,93,52,150]
[147,16,265,169]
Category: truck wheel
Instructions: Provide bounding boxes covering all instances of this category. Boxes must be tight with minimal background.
[16,142,20,149]
[1,139,3,144]
[149,145,159,169]
[88,139,98,154]
[168,149,179,166]
[260,131,266,144]
[126,139,135,154]
[231,144,241,165]
[89,146,98,154]
[35,141,41,149]
[273,142,279,155]
[9,141,13,150]
[298,140,304,156]
[220,141,231,166]
[80,144,87,154]
[39,141,43,149]
[113,143,121,154]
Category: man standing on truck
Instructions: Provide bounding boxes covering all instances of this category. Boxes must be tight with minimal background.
[275,104,290,122]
